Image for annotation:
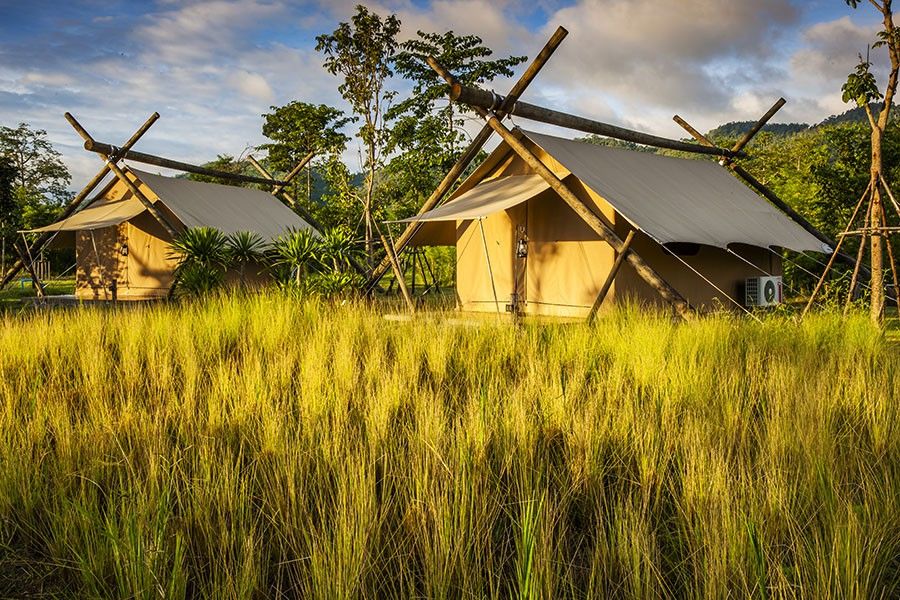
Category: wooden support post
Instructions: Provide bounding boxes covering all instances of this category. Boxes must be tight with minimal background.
[13,242,44,298]
[801,181,872,317]
[271,151,316,197]
[587,229,635,323]
[363,26,569,293]
[373,220,415,314]
[65,113,180,239]
[729,98,786,157]
[451,85,745,159]
[1,112,159,289]
[83,140,290,187]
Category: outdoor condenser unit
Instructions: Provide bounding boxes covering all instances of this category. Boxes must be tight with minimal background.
[745,276,783,307]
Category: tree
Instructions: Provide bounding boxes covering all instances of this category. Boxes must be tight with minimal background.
[316,5,402,271]
[0,158,18,278]
[841,0,900,322]
[259,101,354,214]
[184,154,261,188]
[0,123,71,230]
[383,31,525,218]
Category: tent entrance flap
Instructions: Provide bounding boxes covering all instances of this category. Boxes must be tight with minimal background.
[398,174,551,223]
[23,196,147,233]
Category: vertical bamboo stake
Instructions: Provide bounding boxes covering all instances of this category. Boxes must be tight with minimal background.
[588,229,635,323]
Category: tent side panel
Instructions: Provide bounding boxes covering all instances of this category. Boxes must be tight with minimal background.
[75,225,124,300]
[119,212,176,299]
[524,180,617,318]
[612,233,783,311]
[456,209,518,313]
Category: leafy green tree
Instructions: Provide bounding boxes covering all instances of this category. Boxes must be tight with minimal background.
[271,228,319,287]
[260,102,354,212]
[384,31,525,218]
[316,5,402,270]
[0,123,71,230]
[0,157,18,278]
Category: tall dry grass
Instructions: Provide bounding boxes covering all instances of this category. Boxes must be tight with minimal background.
[0,294,898,598]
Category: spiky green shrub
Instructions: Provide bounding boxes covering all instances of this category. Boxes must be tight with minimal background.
[168,227,230,298]
[227,231,267,287]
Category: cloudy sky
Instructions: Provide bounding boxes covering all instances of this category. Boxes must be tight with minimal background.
[0,0,887,188]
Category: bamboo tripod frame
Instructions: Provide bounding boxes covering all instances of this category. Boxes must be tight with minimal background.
[801,176,900,317]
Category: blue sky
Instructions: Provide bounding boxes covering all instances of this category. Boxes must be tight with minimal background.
[0,0,887,187]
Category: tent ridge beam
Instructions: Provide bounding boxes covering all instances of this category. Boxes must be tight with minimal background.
[84,140,291,187]
[451,84,745,159]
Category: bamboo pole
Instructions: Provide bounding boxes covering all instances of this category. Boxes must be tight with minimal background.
[66,114,180,239]
[729,98,786,157]
[452,85,745,159]
[363,26,569,293]
[672,114,863,273]
[587,229,635,323]
[13,243,44,298]
[1,112,159,289]
[373,219,415,314]
[83,140,291,187]
[271,151,316,196]
[844,200,872,314]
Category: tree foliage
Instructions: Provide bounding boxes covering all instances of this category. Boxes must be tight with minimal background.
[382,31,525,220]
[0,123,71,230]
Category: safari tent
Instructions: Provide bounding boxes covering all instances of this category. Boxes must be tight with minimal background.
[404,129,828,318]
[28,168,313,300]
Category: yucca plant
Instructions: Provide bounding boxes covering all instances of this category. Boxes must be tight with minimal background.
[168,227,230,298]
[227,231,267,288]
[270,228,319,288]
[317,226,360,272]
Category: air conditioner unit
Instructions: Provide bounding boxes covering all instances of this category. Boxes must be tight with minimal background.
[745,276,782,307]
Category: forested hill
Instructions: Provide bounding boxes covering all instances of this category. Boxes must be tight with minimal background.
[706,103,889,139]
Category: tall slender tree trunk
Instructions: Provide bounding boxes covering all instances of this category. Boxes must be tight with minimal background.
[870,131,885,320]
[365,139,376,273]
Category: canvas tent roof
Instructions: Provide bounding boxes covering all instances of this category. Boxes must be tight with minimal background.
[405,130,828,253]
[131,169,312,241]
[24,168,313,241]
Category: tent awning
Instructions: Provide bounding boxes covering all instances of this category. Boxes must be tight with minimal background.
[397,174,551,223]
[23,196,147,233]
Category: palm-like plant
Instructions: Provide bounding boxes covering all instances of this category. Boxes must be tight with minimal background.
[168,227,230,298]
[227,231,267,287]
[317,226,359,272]
[271,228,319,287]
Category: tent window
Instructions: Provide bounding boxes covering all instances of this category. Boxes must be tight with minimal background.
[665,242,701,256]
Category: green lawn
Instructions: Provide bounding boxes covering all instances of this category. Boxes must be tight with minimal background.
[0,293,898,598]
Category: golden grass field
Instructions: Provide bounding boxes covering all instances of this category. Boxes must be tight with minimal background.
[0,293,898,598]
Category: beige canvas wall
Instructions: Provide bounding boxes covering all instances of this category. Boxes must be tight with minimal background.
[75,225,124,300]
